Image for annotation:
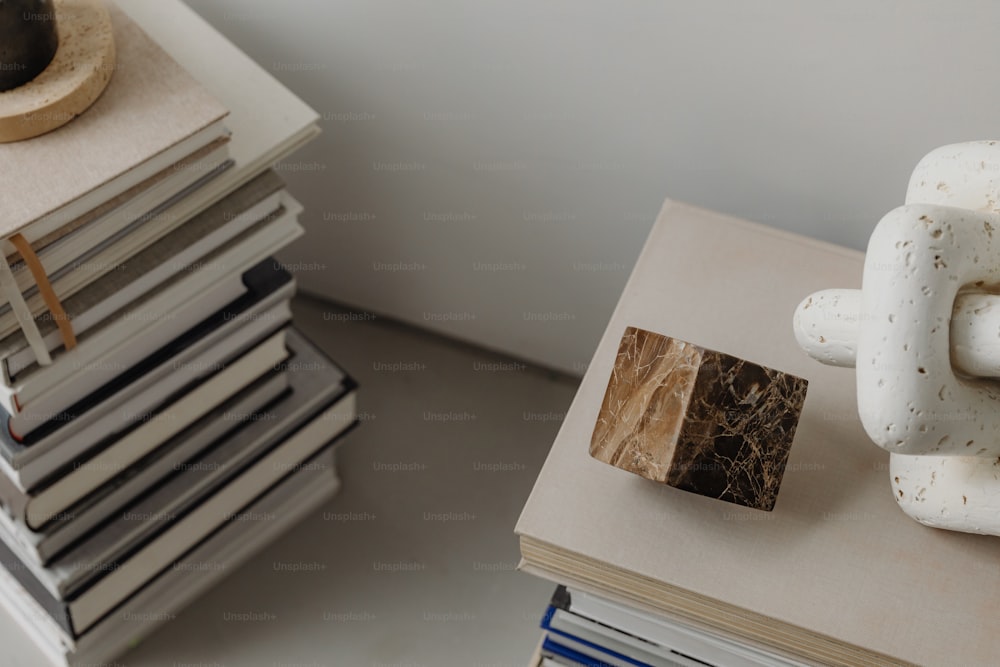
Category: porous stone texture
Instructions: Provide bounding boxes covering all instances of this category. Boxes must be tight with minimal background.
[590,326,808,511]
[794,288,1000,376]
[792,140,1000,537]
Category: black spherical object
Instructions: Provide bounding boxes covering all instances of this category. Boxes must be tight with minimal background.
[0,0,59,92]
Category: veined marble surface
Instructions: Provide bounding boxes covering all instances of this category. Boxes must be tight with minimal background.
[591,327,808,511]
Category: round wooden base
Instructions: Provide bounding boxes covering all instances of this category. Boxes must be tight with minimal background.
[0,0,115,143]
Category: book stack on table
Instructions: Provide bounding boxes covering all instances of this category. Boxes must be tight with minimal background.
[533,586,803,667]
[518,198,1000,666]
[0,3,358,665]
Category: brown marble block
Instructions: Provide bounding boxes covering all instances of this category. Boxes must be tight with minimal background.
[590,326,808,511]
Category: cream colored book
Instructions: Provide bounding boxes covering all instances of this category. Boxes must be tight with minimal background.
[0,3,229,246]
[516,199,1000,666]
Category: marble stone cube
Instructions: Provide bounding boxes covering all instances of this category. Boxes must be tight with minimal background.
[590,326,808,511]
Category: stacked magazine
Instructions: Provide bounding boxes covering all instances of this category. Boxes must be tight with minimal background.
[0,5,356,666]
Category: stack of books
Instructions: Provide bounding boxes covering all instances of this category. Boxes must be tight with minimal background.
[0,5,357,666]
[517,197,1000,665]
[534,586,801,667]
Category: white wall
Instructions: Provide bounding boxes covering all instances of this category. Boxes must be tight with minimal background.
[186,0,1000,375]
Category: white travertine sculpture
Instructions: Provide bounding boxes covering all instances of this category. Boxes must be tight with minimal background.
[794,140,1000,536]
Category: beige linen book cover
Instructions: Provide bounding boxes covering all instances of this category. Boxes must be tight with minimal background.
[516,200,1000,666]
[0,2,228,241]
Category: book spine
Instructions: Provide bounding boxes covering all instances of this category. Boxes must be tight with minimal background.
[0,522,72,634]
[0,462,28,522]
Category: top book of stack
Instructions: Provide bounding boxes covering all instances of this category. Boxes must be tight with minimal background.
[0,3,229,246]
